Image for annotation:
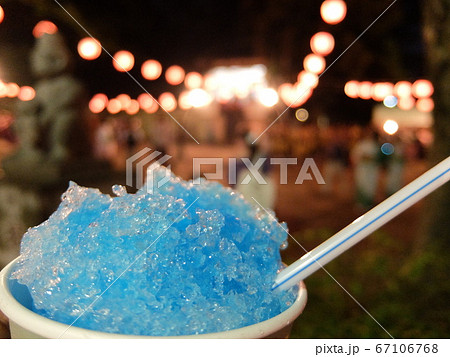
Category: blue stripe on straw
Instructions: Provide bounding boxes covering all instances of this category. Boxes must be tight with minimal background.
[273,166,450,290]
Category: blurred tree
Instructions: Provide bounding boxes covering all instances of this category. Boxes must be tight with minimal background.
[397,0,450,336]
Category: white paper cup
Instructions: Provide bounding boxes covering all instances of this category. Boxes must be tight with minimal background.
[0,257,307,338]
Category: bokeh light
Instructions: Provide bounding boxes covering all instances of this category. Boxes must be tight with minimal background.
[310,32,335,56]
[344,80,359,98]
[381,143,395,155]
[89,93,108,113]
[320,0,347,25]
[358,81,372,100]
[137,93,159,113]
[295,108,309,122]
[290,85,313,108]
[383,119,399,135]
[116,94,131,109]
[125,99,140,115]
[141,60,162,80]
[165,65,185,85]
[0,6,4,24]
[32,21,58,38]
[159,92,177,112]
[178,91,192,110]
[107,98,121,114]
[77,37,102,60]
[184,72,203,89]
[6,83,20,98]
[371,82,394,101]
[298,71,319,89]
[303,54,326,74]
[397,96,415,111]
[412,79,434,98]
[188,88,212,108]
[256,88,279,107]
[18,86,36,101]
[394,81,412,98]
[0,81,6,97]
[383,95,398,108]
[416,98,434,112]
[113,51,135,72]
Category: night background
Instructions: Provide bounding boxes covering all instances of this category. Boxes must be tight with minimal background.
[0,0,426,123]
[0,0,449,339]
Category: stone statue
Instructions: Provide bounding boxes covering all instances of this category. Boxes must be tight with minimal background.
[3,32,90,184]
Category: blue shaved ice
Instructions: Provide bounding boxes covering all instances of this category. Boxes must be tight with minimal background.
[12,165,296,336]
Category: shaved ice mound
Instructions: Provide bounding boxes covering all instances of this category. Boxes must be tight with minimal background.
[12,165,296,336]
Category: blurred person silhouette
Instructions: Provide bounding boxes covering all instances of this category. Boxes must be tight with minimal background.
[320,127,349,195]
[234,132,276,210]
[350,128,380,209]
[384,135,405,197]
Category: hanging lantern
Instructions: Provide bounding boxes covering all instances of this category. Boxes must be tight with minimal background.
[78,37,102,60]
[113,51,135,72]
[184,72,203,89]
[141,60,162,80]
[412,79,434,98]
[393,81,412,98]
[344,81,359,98]
[159,92,177,112]
[320,0,347,25]
[303,54,326,74]
[310,32,335,56]
[165,65,185,85]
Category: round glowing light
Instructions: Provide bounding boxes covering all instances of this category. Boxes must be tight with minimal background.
[397,96,415,111]
[165,65,185,85]
[278,83,293,105]
[0,81,7,97]
[89,93,108,113]
[107,98,121,114]
[137,93,156,110]
[159,92,177,112]
[115,94,131,110]
[383,95,398,108]
[303,54,326,74]
[137,93,159,113]
[6,83,20,98]
[295,108,309,122]
[298,71,319,89]
[358,81,372,100]
[18,86,36,101]
[125,99,140,115]
[394,81,412,98]
[256,88,279,107]
[290,84,313,108]
[184,72,203,89]
[178,91,192,110]
[0,6,5,24]
[344,80,359,98]
[383,119,399,135]
[371,82,394,101]
[32,21,58,38]
[416,98,434,112]
[113,50,134,72]
[381,143,395,155]
[320,0,347,25]
[77,37,102,60]
[412,79,434,98]
[141,60,162,80]
[310,32,335,56]
[187,89,212,108]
